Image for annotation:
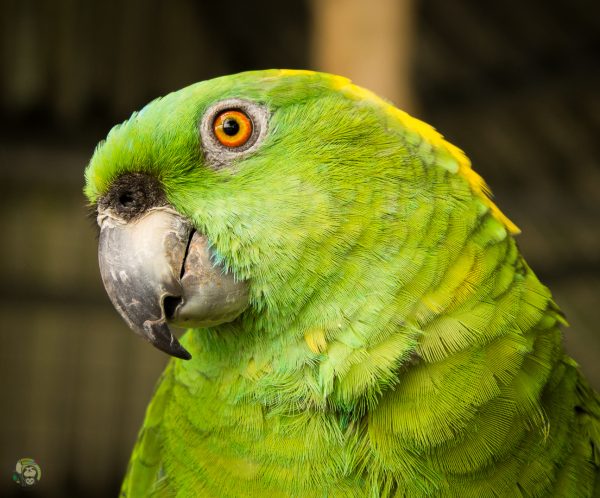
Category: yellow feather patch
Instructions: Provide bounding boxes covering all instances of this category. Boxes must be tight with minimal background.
[305,328,328,354]
[326,74,520,235]
[278,69,319,78]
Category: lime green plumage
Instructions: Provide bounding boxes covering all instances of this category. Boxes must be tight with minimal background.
[85,70,600,497]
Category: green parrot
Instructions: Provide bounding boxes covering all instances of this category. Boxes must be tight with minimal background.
[85,69,600,497]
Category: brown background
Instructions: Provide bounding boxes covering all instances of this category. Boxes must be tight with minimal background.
[1,0,598,496]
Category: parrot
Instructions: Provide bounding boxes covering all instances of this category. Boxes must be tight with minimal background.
[84,69,600,497]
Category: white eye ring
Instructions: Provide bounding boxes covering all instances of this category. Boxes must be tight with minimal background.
[199,98,269,169]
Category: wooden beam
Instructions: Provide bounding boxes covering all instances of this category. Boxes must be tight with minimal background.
[310,0,415,112]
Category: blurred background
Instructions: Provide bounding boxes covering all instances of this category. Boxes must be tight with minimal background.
[1,0,598,496]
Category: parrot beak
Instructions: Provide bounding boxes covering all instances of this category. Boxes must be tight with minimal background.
[97,206,249,360]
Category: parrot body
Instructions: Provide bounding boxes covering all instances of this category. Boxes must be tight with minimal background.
[85,70,600,497]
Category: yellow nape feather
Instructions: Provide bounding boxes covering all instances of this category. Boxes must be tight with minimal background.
[324,73,520,235]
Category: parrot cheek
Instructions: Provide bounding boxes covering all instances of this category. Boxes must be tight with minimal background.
[97,206,249,360]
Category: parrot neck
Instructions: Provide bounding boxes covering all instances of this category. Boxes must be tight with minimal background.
[182,205,561,415]
[172,207,580,496]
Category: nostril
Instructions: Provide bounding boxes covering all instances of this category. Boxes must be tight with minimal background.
[163,295,183,320]
[98,173,166,220]
[119,191,135,208]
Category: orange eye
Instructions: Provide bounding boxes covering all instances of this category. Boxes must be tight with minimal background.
[212,110,253,147]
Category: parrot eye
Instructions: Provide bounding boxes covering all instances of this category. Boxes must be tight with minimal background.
[212,110,253,148]
[200,98,269,168]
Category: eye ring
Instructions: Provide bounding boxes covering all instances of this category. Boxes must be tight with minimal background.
[213,110,253,148]
[200,98,269,169]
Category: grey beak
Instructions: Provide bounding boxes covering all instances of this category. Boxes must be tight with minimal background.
[97,206,249,360]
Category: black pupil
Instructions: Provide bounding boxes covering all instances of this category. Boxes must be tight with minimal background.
[222,118,240,136]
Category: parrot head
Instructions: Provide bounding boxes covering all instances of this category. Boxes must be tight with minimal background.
[85,69,517,364]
